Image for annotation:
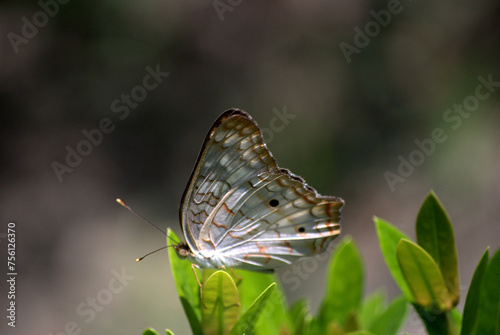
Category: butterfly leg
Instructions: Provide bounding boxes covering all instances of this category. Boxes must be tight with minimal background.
[217,265,243,286]
[227,268,243,287]
[190,263,206,308]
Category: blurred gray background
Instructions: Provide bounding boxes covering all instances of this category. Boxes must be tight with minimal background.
[1,0,499,334]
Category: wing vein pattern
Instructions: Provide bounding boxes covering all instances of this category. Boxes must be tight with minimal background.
[180,109,344,271]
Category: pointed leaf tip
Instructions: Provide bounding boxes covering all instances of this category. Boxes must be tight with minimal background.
[229,283,276,335]
[318,237,363,329]
[474,248,500,335]
[416,192,459,305]
[374,217,414,301]
[142,328,160,335]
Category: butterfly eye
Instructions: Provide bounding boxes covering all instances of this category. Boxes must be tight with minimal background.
[298,227,305,233]
[269,199,279,207]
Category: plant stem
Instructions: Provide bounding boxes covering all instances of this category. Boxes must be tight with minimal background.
[414,305,458,335]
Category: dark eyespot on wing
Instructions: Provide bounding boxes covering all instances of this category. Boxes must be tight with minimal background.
[269,199,279,207]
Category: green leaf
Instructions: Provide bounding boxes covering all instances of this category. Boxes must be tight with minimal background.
[142,328,160,335]
[374,217,414,301]
[202,270,240,335]
[368,296,409,335]
[317,237,364,329]
[360,291,386,330]
[475,248,500,335]
[229,283,276,335]
[235,270,274,311]
[461,248,489,335]
[235,270,291,334]
[416,191,460,304]
[167,229,203,335]
[289,299,310,335]
[166,330,175,335]
[396,239,453,310]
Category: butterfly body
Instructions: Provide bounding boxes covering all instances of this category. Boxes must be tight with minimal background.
[176,109,344,272]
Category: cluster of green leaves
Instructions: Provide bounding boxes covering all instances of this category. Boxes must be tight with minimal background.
[375,191,500,335]
[308,238,409,335]
[145,233,407,335]
[154,229,292,335]
[143,191,500,335]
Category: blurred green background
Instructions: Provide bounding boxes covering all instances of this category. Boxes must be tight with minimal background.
[0,0,499,334]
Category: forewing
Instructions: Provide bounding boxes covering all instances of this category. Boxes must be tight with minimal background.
[199,169,344,271]
[180,109,278,253]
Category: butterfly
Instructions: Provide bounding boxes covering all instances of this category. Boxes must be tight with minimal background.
[174,109,344,272]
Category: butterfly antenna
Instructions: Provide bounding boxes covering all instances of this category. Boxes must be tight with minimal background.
[136,246,169,262]
[116,198,166,235]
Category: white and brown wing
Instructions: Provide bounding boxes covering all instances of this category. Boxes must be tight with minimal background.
[198,171,343,270]
[180,110,278,254]
[180,109,344,271]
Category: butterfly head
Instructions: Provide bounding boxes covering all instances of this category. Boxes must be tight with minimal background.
[173,241,192,258]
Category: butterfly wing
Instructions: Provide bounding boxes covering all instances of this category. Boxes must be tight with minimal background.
[180,110,279,255]
[181,109,344,271]
[199,170,343,271]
